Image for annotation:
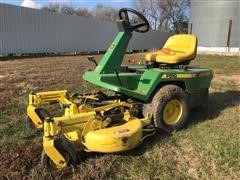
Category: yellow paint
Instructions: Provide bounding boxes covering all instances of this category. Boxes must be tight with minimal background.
[27,105,43,128]
[43,137,67,168]
[83,119,143,153]
[28,89,155,168]
[64,131,79,142]
[146,34,197,64]
[163,99,183,125]
[161,73,196,79]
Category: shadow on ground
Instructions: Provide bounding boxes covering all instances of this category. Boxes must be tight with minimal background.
[80,90,240,160]
[189,90,240,124]
[3,90,238,174]
[130,90,240,155]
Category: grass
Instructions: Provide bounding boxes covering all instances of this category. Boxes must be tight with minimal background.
[0,54,239,179]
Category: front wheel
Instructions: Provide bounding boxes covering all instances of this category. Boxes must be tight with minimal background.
[144,85,189,133]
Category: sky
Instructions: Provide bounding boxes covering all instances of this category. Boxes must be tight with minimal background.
[0,0,132,9]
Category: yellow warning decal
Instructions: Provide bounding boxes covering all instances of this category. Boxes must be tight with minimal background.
[108,43,116,51]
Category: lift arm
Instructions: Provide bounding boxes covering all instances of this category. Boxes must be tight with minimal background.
[27,90,78,128]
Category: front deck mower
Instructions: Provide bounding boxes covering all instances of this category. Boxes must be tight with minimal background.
[27,8,213,169]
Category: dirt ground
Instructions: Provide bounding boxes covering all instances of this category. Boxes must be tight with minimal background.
[0,54,239,179]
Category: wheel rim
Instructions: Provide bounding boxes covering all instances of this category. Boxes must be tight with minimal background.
[163,99,183,125]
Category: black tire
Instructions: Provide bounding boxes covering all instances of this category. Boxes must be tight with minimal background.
[144,85,189,133]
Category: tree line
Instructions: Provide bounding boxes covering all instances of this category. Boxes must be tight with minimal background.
[41,0,190,33]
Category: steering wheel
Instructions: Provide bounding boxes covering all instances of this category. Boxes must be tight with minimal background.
[119,8,150,33]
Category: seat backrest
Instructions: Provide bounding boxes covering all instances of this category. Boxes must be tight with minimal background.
[163,34,197,57]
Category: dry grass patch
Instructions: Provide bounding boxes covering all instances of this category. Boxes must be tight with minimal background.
[0,54,239,179]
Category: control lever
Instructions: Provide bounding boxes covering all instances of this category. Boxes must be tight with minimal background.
[114,68,122,87]
[87,56,98,66]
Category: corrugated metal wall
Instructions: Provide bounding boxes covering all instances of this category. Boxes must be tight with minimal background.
[190,0,240,47]
[0,3,170,54]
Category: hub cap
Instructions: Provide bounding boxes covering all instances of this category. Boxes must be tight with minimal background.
[163,99,183,125]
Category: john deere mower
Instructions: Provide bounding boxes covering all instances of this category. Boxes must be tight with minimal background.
[27,8,213,168]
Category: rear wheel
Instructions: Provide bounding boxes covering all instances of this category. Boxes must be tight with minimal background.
[144,85,189,133]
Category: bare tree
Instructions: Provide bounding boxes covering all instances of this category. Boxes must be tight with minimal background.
[132,0,160,30]
[93,5,119,22]
[41,3,60,13]
[131,0,190,33]
[76,8,92,18]
[157,0,189,33]
[60,4,76,16]
[41,3,93,18]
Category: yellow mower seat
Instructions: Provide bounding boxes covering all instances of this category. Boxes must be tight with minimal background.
[146,34,197,64]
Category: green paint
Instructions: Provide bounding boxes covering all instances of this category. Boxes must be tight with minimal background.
[83,29,213,102]
[84,68,213,102]
[95,32,131,74]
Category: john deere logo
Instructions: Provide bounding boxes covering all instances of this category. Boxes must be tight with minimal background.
[109,43,115,50]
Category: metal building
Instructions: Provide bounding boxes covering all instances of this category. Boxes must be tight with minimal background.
[190,0,240,52]
[0,3,170,54]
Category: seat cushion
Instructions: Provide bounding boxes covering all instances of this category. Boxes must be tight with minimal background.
[146,35,197,64]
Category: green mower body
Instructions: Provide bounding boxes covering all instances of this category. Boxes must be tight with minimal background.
[83,23,213,104]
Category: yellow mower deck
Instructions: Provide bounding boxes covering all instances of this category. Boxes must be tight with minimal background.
[83,118,153,153]
[27,90,154,168]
